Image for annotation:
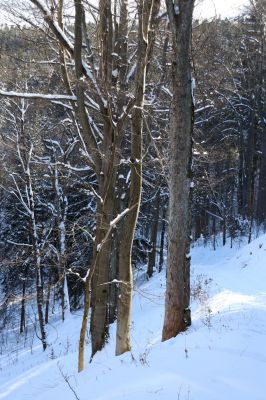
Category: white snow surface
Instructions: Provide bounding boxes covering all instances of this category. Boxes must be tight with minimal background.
[1,235,266,400]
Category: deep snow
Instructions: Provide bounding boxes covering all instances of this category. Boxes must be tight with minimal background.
[0,235,266,400]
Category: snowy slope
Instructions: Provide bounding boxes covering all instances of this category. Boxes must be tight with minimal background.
[1,235,266,400]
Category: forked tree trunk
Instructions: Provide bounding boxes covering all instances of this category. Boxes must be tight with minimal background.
[78,193,129,371]
[76,0,131,367]
[78,153,117,369]
[162,0,194,341]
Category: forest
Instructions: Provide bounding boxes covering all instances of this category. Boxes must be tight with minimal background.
[0,1,265,399]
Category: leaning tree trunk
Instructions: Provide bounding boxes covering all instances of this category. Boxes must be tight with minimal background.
[162,0,194,341]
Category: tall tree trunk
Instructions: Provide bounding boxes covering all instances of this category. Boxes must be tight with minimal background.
[76,0,132,367]
[162,0,194,341]
[115,0,160,356]
[27,152,47,350]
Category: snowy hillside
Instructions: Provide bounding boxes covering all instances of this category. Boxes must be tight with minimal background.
[1,236,266,400]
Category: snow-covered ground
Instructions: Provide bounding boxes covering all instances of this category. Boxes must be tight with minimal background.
[1,235,266,400]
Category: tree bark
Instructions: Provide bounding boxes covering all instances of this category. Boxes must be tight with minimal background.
[162,0,194,341]
[115,0,160,356]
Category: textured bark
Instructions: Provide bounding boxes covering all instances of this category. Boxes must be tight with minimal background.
[90,178,116,357]
[88,0,118,357]
[162,0,194,342]
[74,0,116,363]
[76,0,131,367]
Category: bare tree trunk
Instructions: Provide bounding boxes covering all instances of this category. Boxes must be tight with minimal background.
[78,202,130,371]
[147,188,161,278]
[162,0,194,341]
[75,0,131,367]
[108,224,120,324]
[115,0,160,356]
[90,180,116,357]
[212,217,216,251]
[45,277,52,325]
[35,251,46,350]
[78,275,91,372]
[158,203,166,273]
[19,269,27,334]
[26,143,47,350]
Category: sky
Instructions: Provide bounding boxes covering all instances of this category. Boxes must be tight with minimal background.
[195,0,249,19]
[0,0,250,26]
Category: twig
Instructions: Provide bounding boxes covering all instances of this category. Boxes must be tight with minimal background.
[57,362,81,400]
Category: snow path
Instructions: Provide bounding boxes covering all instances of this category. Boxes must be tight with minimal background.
[1,235,266,400]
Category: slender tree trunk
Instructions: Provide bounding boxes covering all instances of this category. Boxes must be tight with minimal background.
[115,0,159,356]
[212,217,216,251]
[162,0,194,341]
[158,204,166,273]
[45,279,51,325]
[147,188,161,278]
[108,225,120,324]
[78,275,91,372]
[35,254,46,350]
[27,158,47,350]
[20,270,27,334]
